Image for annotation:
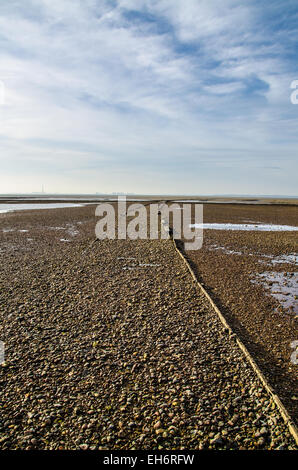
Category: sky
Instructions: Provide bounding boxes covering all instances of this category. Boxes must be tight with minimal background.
[0,0,297,195]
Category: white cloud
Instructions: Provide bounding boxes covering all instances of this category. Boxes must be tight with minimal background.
[0,0,297,194]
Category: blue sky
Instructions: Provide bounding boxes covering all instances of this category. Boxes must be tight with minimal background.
[0,0,297,195]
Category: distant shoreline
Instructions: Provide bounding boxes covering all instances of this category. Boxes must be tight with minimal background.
[0,194,297,206]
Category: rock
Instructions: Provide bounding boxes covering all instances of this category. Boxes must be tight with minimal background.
[79,444,89,451]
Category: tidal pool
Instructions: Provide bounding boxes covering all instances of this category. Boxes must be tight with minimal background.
[0,203,84,213]
[252,272,298,315]
[191,223,298,231]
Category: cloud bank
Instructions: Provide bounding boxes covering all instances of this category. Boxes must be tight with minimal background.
[0,0,297,194]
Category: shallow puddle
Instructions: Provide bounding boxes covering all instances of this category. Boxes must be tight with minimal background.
[191,223,298,231]
[252,272,298,315]
[66,226,79,237]
[139,263,161,267]
[48,224,79,237]
[0,203,84,213]
[208,244,243,255]
[260,253,298,266]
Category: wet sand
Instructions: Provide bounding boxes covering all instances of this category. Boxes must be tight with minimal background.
[0,204,297,450]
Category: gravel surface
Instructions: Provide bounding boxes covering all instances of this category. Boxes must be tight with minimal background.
[183,203,298,424]
[0,205,297,450]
